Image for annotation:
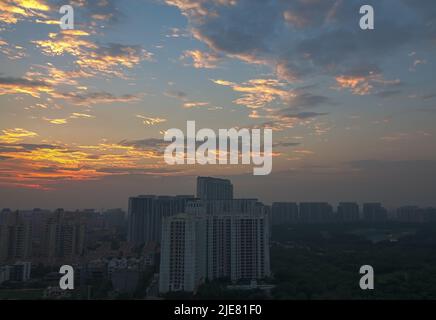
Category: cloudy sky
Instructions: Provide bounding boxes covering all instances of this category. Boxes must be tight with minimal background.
[0,0,435,209]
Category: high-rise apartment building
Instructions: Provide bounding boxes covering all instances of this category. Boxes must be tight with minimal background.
[337,202,360,222]
[363,203,388,222]
[42,210,86,261]
[206,211,270,282]
[299,202,333,223]
[103,208,126,232]
[127,195,194,245]
[0,208,11,225]
[196,177,233,200]
[0,211,32,263]
[159,212,207,294]
[159,197,271,294]
[9,261,32,282]
[201,198,263,215]
[396,206,436,223]
[271,202,299,225]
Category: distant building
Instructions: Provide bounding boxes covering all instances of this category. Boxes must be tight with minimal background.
[103,208,126,233]
[204,198,263,214]
[299,203,333,223]
[397,206,436,223]
[0,266,11,285]
[363,203,388,222]
[81,209,104,230]
[0,208,11,225]
[9,261,31,282]
[0,211,33,263]
[127,195,194,245]
[197,176,233,200]
[28,208,51,256]
[42,210,86,261]
[0,262,31,284]
[424,208,436,222]
[272,202,299,225]
[397,206,422,223]
[337,203,360,222]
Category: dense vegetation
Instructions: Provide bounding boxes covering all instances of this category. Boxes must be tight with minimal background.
[197,222,436,300]
[271,222,436,299]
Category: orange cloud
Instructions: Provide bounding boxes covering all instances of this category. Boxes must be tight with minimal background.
[25,65,81,86]
[0,128,38,143]
[165,0,236,19]
[33,32,153,78]
[43,118,68,125]
[0,39,27,60]
[335,72,400,95]
[35,18,60,25]
[181,50,221,69]
[0,0,50,24]
[0,139,169,190]
[136,115,167,126]
[76,45,153,77]
[50,91,141,106]
[183,101,210,108]
[335,75,373,95]
[32,31,96,57]
[0,76,53,97]
[212,78,295,109]
[70,113,95,119]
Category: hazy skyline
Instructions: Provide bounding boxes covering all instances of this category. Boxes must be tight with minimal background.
[1,0,436,209]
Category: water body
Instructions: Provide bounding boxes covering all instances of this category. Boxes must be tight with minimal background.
[349,228,416,244]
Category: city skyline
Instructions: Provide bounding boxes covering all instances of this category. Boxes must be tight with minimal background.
[1,175,435,299]
[2,175,435,212]
[1,0,436,209]
[1,176,433,268]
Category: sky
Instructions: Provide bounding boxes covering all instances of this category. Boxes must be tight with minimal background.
[0,0,435,210]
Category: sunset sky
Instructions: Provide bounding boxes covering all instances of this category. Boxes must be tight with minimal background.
[0,0,435,209]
